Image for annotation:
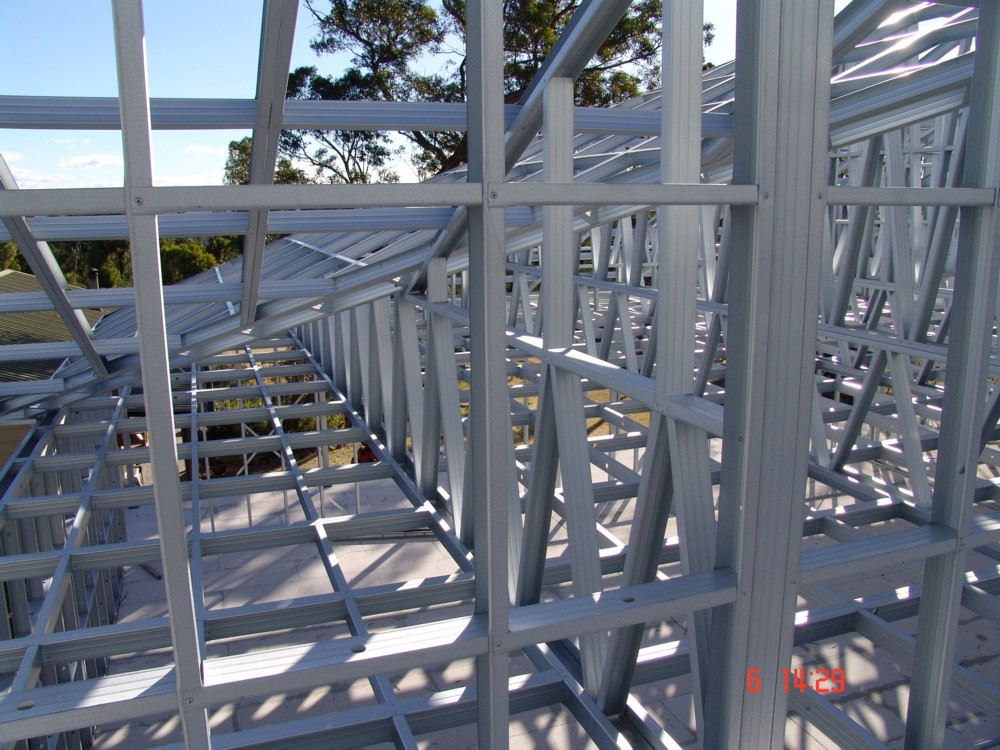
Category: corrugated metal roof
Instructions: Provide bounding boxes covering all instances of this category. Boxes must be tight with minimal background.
[0,270,104,381]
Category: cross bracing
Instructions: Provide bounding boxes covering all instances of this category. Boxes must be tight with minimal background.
[0,0,999,747]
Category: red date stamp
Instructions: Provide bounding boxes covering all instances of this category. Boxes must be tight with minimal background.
[745,667,846,694]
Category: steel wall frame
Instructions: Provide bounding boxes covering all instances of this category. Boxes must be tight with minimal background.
[0,1,999,748]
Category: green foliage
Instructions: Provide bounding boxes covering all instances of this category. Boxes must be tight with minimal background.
[159,237,217,285]
[13,236,226,288]
[204,396,272,441]
[223,136,310,186]
[283,67,404,183]
[292,1,714,179]
[206,235,243,264]
[0,242,24,272]
[219,136,312,255]
[502,1,664,106]
[223,137,253,186]
[98,251,127,288]
[50,240,131,288]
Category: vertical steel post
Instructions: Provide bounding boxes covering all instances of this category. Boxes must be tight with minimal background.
[704,1,833,747]
[111,2,210,746]
[598,0,704,718]
[905,6,1000,748]
[541,76,607,695]
[467,2,511,744]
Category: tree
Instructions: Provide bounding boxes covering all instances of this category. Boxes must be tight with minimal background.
[0,242,24,272]
[159,237,217,285]
[206,234,242,264]
[218,137,313,261]
[289,0,714,179]
[9,236,224,288]
[223,136,311,186]
[50,240,131,288]
[282,67,404,183]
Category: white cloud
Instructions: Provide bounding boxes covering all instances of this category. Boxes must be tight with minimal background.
[183,144,228,156]
[9,166,122,190]
[9,167,70,189]
[1,151,24,163]
[57,153,123,170]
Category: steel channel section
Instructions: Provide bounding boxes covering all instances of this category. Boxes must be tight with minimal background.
[110,1,211,746]
[854,611,1000,724]
[289,335,478,572]
[241,0,298,326]
[520,642,634,750]
[0,182,482,221]
[18,549,990,747]
[539,76,607,696]
[0,338,996,748]
[1,2,1000,746]
[1,268,407,418]
[425,262,469,542]
[598,0,705,721]
[355,304,382,426]
[158,672,570,750]
[0,95,735,137]
[466,1,514,745]
[385,303,411,462]
[912,118,968,349]
[371,298,404,458]
[905,4,1000,747]
[787,683,891,750]
[409,0,633,292]
[187,367,209,660]
[703,2,834,748]
[1,392,126,747]
[0,155,108,377]
[5,195,984,424]
[242,346,420,749]
[0,571,477,677]
[415,298,445,502]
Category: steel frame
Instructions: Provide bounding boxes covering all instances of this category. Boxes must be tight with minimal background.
[1,1,999,748]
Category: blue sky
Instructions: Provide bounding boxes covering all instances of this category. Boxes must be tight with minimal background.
[0,0,833,189]
[1,0,320,187]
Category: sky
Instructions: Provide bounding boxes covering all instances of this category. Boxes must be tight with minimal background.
[0,0,841,190]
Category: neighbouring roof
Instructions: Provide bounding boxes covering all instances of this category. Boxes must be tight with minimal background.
[0,269,104,382]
